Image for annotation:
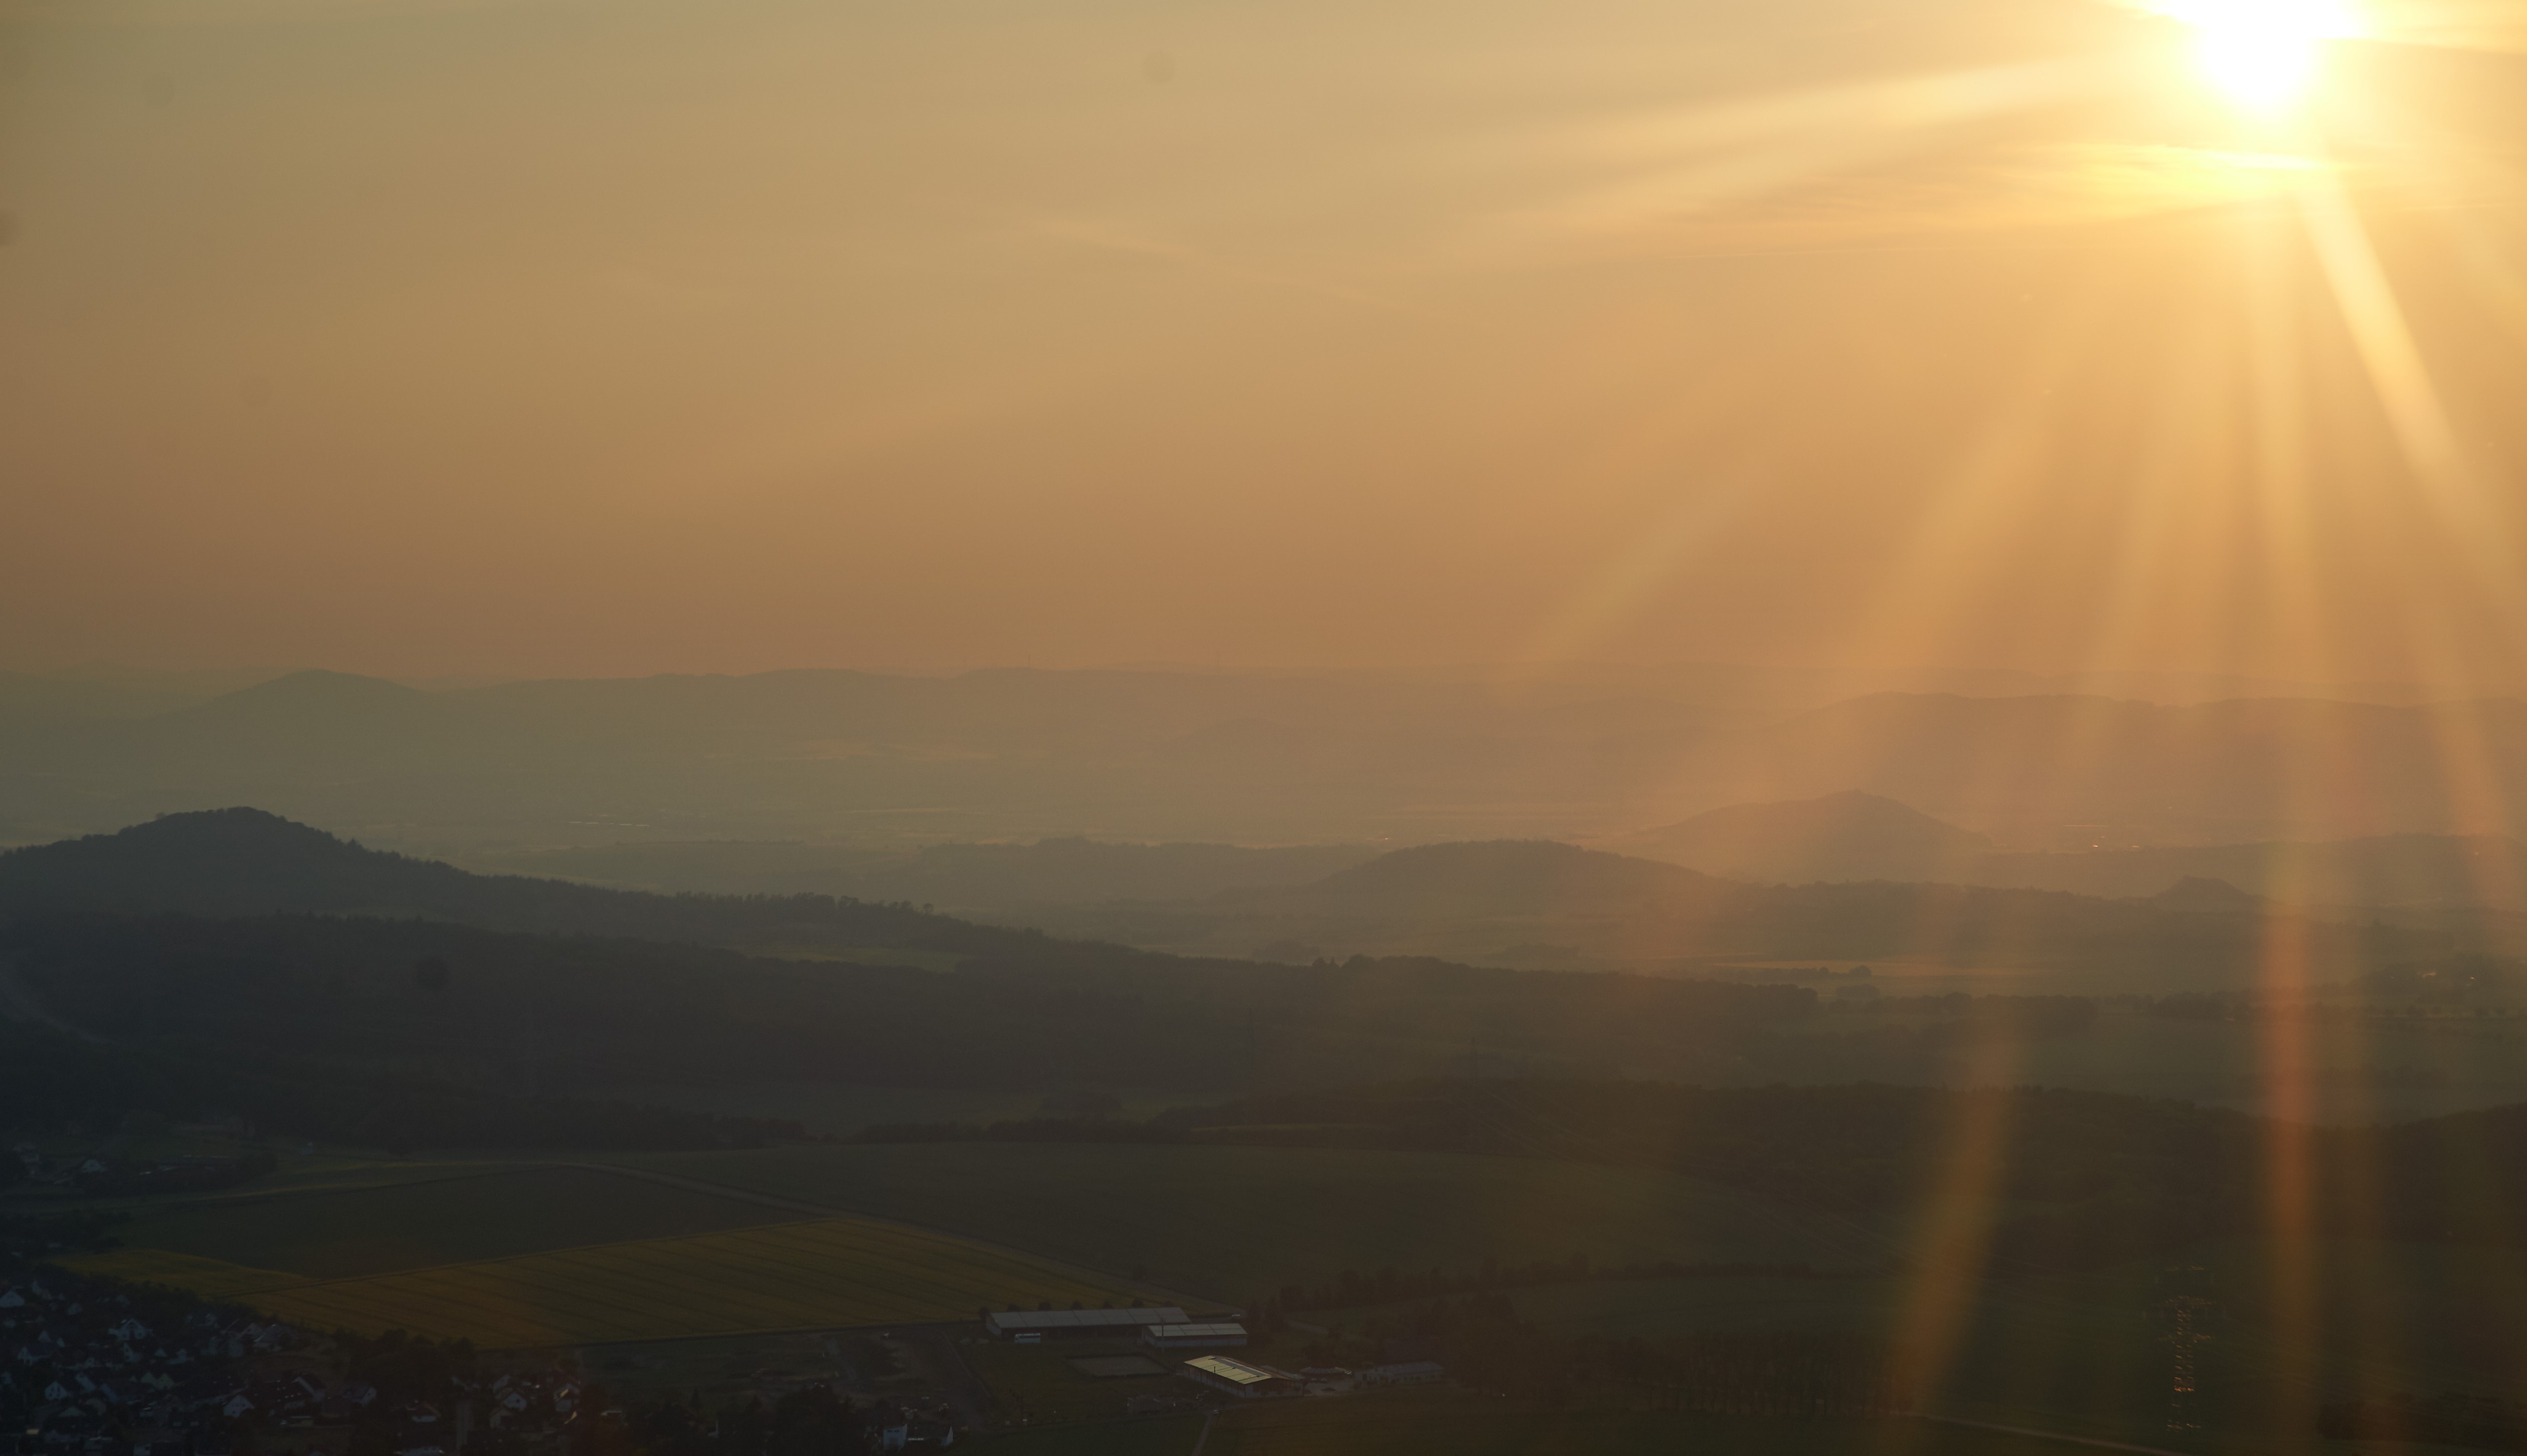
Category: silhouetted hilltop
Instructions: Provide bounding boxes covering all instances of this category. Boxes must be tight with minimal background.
[0,808,1043,958]
[1601,791,1995,884]
[1277,840,1730,914]
[0,665,289,728]
[1738,692,2527,845]
[0,810,2467,995]
[1972,834,2527,909]
[482,835,1383,909]
[1071,836,2451,987]
[1599,788,2527,910]
[2153,876,2265,911]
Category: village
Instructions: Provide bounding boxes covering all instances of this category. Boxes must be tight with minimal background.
[2,1133,1454,1456]
[4,1259,1452,1456]
[2,1265,995,1456]
[0,1265,630,1456]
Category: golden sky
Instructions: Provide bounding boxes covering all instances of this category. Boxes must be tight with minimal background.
[2,0,2524,684]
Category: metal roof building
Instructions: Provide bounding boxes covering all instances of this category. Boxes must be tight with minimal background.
[1178,1356,1301,1399]
[981,1307,1189,1340]
[1141,1322,1247,1350]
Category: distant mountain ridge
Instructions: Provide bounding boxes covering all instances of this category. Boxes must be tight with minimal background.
[1599,791,1996,884]
[1602,791,2527,910]
[5,665,2524,853]
[0,808,1046,960]
[0,809,2457,992]
[474,835,1384,912]
[1275,841,1732,915]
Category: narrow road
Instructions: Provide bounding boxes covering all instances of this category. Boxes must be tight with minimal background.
[892,1325,995,1429]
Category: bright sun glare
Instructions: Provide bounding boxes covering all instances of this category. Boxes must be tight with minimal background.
[2166,0,2359,109]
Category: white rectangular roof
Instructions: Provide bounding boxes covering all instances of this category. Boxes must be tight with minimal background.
[1182,1356,1286,1386]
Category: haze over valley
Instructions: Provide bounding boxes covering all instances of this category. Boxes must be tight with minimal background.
[11,0,2527,1448]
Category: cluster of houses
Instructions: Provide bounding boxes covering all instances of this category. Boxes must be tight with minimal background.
[862,1402,956,1451]
[231,1361,599,1450]
[3,1277,297,1456]
[10,1146,263,1199]
[0,1273,620,1456]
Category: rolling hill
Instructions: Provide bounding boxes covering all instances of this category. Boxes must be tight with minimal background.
[1597,792,1997,884]
[0,810,2464,995]
[1598,791,2527,909]
[0,807,1042,959]
[470,835,1383,912]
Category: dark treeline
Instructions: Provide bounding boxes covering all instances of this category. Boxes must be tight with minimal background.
[2322,1393,2527,1453]
[1043,1080,2259,1214]
[863,1078,2527,1270]
[0,911,1820,1102]
[1258,1255,1848,1314]
[0,1020,797,1152]
[1275,1292,1908,1415]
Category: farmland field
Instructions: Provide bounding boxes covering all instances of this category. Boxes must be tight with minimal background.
[107,1166,791,1278]
[598,1144,1892,1299]
[63,1248,315,1300]
[68,1214,1150,1348]
[1322,1270,1914,1342]
[964,1338,1192,1425]
[586,1084,1205,1139]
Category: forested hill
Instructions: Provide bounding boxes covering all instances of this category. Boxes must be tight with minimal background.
[1188,839,2450,985]
[0,808,1060,961]
[0,810,2463,994]
[0,912,1815,1098]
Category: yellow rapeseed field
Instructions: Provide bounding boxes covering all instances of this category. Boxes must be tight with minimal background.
[68,1216,1140,1347]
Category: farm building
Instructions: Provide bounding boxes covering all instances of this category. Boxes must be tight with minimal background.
[1142,1322,1247,1352]
[1360,1361,1446,1387]
[1179,1356,1302,1399]
[981,1307,1189,1341]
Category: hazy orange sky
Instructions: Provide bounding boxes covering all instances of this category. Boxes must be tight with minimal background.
[3,0,2524,684]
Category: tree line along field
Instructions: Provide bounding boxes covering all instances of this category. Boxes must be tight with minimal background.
[66,1213,1150,1348]
[594,1143,1895,1299]
[970,1399,2267,1456]
[42,1143,1882,1347]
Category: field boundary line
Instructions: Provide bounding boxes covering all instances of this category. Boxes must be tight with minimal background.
[1915,1413,2203,1455]
[560,1160,1212,1308]
[101,1192,1141,1309]
[76,1163,552,1219]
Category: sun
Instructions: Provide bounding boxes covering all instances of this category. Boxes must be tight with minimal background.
[2161,0,2359,111]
